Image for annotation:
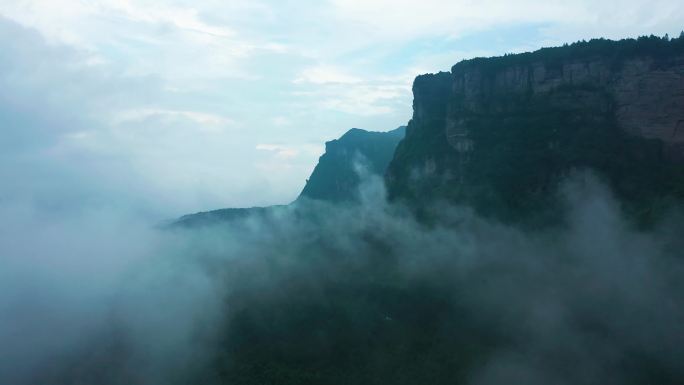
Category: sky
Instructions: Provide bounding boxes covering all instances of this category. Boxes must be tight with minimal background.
[1,0,683,217]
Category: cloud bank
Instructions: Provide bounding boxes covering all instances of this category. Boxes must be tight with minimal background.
[1,172,683,384]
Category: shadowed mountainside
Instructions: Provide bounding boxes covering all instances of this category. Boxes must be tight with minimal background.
[298,126,405,202]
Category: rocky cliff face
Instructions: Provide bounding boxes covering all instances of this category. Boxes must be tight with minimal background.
[299,126,405,202]
[387,36,684,222]
[446,51,684,152]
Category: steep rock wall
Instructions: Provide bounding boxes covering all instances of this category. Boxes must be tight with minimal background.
[446,55,684,148]
[387,36,684,222]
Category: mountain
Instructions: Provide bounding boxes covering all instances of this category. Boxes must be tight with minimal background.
[298,126,405,202]
[173,126,405,227]
[386,35,684,223]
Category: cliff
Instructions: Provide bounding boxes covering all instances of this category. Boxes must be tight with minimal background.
[298,126,405,202]
[386,35,684,222]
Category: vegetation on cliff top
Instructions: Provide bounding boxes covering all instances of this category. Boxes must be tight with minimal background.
[453,33,684,74]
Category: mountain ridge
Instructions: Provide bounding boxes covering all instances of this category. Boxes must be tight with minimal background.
[298,126,405,202]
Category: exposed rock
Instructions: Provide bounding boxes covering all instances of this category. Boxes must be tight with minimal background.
[387,36,684,223]
[446,56,684,147]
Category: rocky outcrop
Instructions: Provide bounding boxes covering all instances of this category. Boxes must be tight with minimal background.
[387,36,684,222]
[299,126,405,202]
[446,54,684,149]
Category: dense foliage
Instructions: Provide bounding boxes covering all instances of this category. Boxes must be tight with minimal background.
[453,33,684,75]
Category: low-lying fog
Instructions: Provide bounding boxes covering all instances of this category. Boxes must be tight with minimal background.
[2,173,683,384]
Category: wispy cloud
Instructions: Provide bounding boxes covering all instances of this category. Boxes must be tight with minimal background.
[291,64,411,115]
[294,65,363,85]
[256,143,323,159]
[115,108,235,131]
[255,143,300,159]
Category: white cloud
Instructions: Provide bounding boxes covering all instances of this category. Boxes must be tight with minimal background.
[320,83,409,116]
[271,116,292,127]
[291,65,411,116]
[330,0,684,45]
[256,143,299,159]
[102,1,236,38]
[331,0,568,35]
[294,65,363,84]
[256,143,323,159]
[293,74,412,116]
[115,108,235,131]
[0,0,281,82]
